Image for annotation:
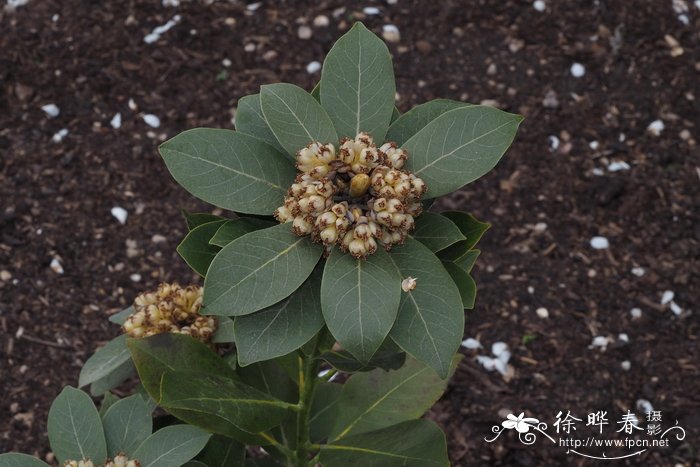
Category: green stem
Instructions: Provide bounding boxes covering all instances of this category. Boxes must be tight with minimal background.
[293,332,324,466]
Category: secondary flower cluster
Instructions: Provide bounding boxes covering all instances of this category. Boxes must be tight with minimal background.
[122,283,216,342]
[275,133,427,258]
[63,455,140,467]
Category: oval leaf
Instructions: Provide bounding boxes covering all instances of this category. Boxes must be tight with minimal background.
[204,223,323,316]
[442,261,477,309]
[320,23,395,141]
[212,316,235,344]
[79,334,131,388]
[195,435,245,467]
[441,211,490,250]
[209,218,275,248]
[102,394,153,457]
[108,306,134,325]
[411,212,466,252]
[330,357,452,440]
[439,247,480,273]
[159,129,296,215]
[235,94,286,155]
[386,99,471,146]
[177,220,226,276]
[310,382,342,442]
[261,83,338,157]
[0,454,50,467]
[321,420,448,467]
[321,247,401,364]
[404,105,523,198]
[388,238,464,378]
[133,425,210,467]
[47,387,107,464]
[234,267,324,365]
[89,359,136,397]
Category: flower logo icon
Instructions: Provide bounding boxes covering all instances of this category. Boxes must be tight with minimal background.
[502,413,540,433]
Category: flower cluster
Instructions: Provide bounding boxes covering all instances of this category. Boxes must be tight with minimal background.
[63,461,94,467]
[122,283,216,342]
[105,455,140,467]
[275,133,427,258]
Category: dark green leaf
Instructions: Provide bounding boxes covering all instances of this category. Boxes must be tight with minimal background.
[386,99,471,146]
[212,316,235,344]
[411,212,466,252]
[177,220,226,276]
[102,394,153,457]
[204,223,323,316]
[195,435,245,467]
[0,454,50,467]
[89,359,135,396]
[390,106,400,124]
[236,359,298,403]
[183,211,227,231]
[403,105,523,198]
[388,238,464,378]
[321,248,401,364]
[235,94,286,155]
[234,267,324,366]
[320,23,395,141]
[209,218,275,248]
[309,382,342,442]
[108,306,133,325]
[133,425,210,467]
[318,339,405,373]
[260,83,338,157]
[99,392,119,417]
[79,334,131,389]
[321,420,449,467]
[441,211,490,250]
[442,261,477,309]
[160,129,296,215]
[47,387,107,464]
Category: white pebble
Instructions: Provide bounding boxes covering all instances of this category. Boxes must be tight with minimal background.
[111,206,128,225]
[162,0,179,5]
[631,267,645,277]
[110,112,122,129]
[151,234,167,243]
[476,355,496,372]
[536,307,549,318]
[670,301,682,316]
[636,399,654,414]
[128,98,138,111]
[493,358,508,375]
[661,290,674,305]
[51,128,68,143]
[363,6,380,15]
[130,273,142,282]
[297,25,312,40]
[144,15,181,44]
[647,119,665,136]
[621,360,631,371]
[387,0,397,4]
[618,333,629,343]
[591,168,605,176]
[222,58,232,67]
[6,0,29,10]
[244,43,256,52]
[313,15,330,27]
[589,140,599,150]
[142,114,161,128]
[527,286,535,294]
[590,236,609,250]
[306,61,322,74]
[246,2,261,11]
[50,258,64,274]
[533,0,546,11]
[52,13,59,22]
[41,103,60,118]
[630,307,642,319]
[591,336,610,349]
[491,342,508,358]
[570,62,586,78]
[461,338,482,350]
[381,24,400,43]
[547,135,560,150]
[607,160,630,172]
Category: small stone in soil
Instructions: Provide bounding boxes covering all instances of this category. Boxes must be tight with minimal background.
[382,24,400,43]
[50,258,64,274]
[111,206,128,224]
[661,290,674,305]
[461,338,482,349]
[618,333,629,343]
[636,399,653,413]
[536,307,549,318]
[621,360,631,371]
[590,336,610,349]
[669,301,682,316]
[631,267,645,277]
[313,15,330,27]
[52,129,68,143]
[630,308,642,319]
[130,273,142,282]
[533,0,546,12]
[41,103,60,117]
[607,161,630,172]
[547,135,560,151]
[297,25,312,40]
[570,62,585,78]
[647,119,665,136]
[142,114,161,128]
[590,236,609,249]
[363,6,380,15]
[306,61,321,74]
[110,112,122,129]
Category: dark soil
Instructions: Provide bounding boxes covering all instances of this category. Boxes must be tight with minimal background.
[1,1,698,465]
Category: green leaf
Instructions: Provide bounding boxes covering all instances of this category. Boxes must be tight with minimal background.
[320,23,396,142]
[236,359,298,403]
[318,339,405,373]
[390,106,400,124]
[403,105,523,198]
[321,420,449,467]
[102,394,153,457]
[245,459,280,467]
[329,357,452,440]
[47,387,107,464]
[204,223,323,316]
[108,306,133,325]
[309,382,342,442]
[127,333,237,399]
[441,211,490,250]
[442,261,477,309]
[209,218,275,248]
[411,212,466,252]
[195,435,245,467]
[388,238,464,378]
[79,334,131,389]
[133,424,211,467]
[0,454,50,467]
[321,247,401,364]
[235,94,286,155]
[183,211,227,231]
[234,267,324,366]
[386,99,471,146]
[177,220,226,276]
[99,392,119,417]
[441,248,480,273]
[212,316,235,344]
[89,359,135,397]
[260,83,338,157]
[160,129,296,215]
[158,371,294,435]
[182,462,208,467]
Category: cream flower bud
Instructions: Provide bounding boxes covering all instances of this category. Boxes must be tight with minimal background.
[348,239,366,257]
[293,216,313,235]
[349,173,371,197]
[387,198,404,213]
[401,277,417,292]
[320,226,338,244]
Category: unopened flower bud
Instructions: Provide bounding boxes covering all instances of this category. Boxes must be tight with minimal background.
[402,277,417,292]
[349,173,371,197]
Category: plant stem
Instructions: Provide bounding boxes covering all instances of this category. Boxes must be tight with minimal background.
[293,334,324,466]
